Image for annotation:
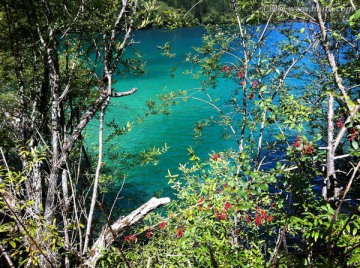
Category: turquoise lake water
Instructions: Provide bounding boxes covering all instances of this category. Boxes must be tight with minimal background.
[85,25,311,206]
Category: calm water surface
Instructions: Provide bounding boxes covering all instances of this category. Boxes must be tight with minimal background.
[85,25,311,205]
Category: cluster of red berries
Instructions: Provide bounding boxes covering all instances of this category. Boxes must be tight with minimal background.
[302,144,314,155]
[158,221,184,239]
[349,128,357,141]
[245,208,274,226]
[292,135,314,155]
[336,115,358,141]
[222,65,232,72]
[146,228,152,238]
[221,65,258,100]
[214,201,231,221]
[159,221,166,229]
[336,116,344,128]
[211,153,220,161]
[222,65,246,79]
[124,219,185,243]
[292,135,302,147]
[237,70,251,90]
[124,234,137,243]
[177,228,184,238]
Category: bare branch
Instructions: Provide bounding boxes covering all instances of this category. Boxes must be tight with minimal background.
[184,0,203,17]
[349,0,356,10]
[85,197,171,267]
[334,161,360,221]
[0,245,15,268]
[111,87,138,97]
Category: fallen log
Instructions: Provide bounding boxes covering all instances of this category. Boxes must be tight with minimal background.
[85,197,170,267]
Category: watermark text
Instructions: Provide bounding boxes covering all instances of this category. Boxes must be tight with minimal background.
[262,5,354,14]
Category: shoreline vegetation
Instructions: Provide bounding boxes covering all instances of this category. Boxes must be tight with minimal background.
[136,0,353,29]
[136,0,235,29]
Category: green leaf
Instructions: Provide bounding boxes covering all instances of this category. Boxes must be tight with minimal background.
[350,10,360,22]
[314,231,319,242]
[351,140,358,150]
[9,241,16,248]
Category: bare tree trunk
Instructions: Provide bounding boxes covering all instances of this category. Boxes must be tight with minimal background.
[83,93,111,254]
[61,168,71,268]
[314,0,352,201]
[234,5,248,155]
[324,95,336,200]
[314,0,351,112]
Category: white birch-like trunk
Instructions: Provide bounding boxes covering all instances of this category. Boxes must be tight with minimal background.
[83,87,111,254]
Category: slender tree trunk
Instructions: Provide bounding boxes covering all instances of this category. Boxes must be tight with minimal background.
[314,0,352,201]
[45,55,61,224]
[324,94,336,200]
[83,90,111,254]
[61,168,71,268]
[232,0,248,176]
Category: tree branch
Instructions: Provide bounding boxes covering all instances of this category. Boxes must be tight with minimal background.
[0,245,15,268]
[314,0,351,112]
[85,197,170,267]
[111,87,138,97]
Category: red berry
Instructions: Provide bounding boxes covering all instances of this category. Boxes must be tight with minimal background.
[349,128,357,141]
[224,202,231,210]
[159,221,166,229]
[255,215,262,226]
[146,229,152,238]
[214,209,227,220]
[238,71,245,78]
[222,65,229,72]
[177,228,184,238]
[302,144,313,155]
[124,234,137,243]
[292,140,301,148]
[336,117,344,128]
